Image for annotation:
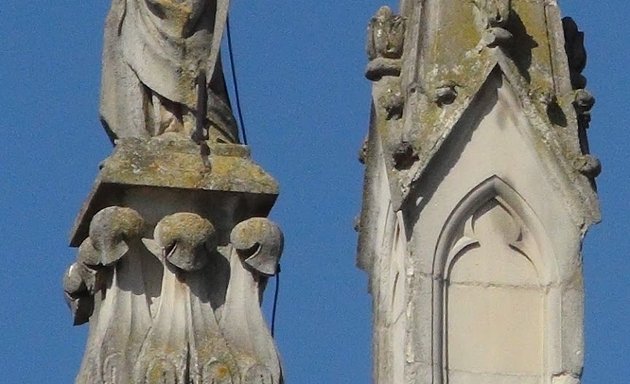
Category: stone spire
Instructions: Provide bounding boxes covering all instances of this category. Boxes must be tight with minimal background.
[358,1,599,383]
[62,2,284,383]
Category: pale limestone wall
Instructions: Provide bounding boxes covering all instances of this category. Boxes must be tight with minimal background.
[406,73,583,383]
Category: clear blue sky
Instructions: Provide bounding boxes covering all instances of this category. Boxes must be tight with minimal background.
[0,1,627,383]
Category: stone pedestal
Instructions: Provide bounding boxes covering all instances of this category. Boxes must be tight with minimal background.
[63,135,284,383]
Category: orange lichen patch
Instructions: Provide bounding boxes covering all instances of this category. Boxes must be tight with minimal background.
[216,364,230,378]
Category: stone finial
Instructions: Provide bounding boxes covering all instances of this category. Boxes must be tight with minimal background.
[358,2,600,383]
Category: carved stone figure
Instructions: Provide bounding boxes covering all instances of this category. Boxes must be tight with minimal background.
[100,0,239,144]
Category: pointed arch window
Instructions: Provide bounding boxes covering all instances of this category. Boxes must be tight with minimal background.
[432,176,560,383]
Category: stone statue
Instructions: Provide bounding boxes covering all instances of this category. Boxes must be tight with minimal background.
[100,0,239,144]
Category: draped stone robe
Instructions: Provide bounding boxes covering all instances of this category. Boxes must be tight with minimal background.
[100,0,238,143]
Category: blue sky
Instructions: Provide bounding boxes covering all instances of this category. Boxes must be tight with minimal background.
[0,1,627,383]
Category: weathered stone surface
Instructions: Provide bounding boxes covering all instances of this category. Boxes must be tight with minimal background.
[358,2,599,383]
[67,199,284,383]
[64,137,284,382]
[70,135,278,247]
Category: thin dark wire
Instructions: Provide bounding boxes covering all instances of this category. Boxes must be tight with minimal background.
[226,16,248,145]
[271,264,281,337]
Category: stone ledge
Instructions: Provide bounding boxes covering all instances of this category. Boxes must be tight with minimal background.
[69,136,279,246]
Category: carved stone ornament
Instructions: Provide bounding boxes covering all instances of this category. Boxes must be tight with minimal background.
[433,81,459,106]
[366,6,405,81]
[574,154,602,179]
[65,207,284,383]
[379,84,405,120]
[231,218,284,276]
[562,17,597,163]
[392,141,419,171]
[473,0,513,48]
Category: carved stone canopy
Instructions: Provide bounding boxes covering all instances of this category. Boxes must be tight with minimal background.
[358,2,599,384]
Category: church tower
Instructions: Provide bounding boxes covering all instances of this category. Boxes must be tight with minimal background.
[357,1,600,383]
